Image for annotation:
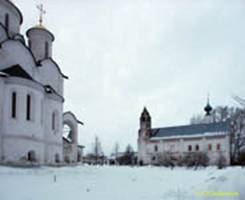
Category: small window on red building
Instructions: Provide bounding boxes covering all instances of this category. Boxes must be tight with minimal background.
[208,144,212,151]
[188,145,192,151]
[217,143,221,151]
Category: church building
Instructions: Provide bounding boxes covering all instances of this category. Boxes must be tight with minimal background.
[0,0,83,165]
[137,102,231,166]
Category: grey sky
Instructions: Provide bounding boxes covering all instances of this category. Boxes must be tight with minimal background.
[14,0,245,155]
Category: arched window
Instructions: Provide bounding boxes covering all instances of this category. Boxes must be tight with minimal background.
[5,13,9,33]
[26,94,31,121]
[188,145,192,152]
[11,92,17,118]
[45,41,49,59]
[52,112,56,131]
[195,145,199,151]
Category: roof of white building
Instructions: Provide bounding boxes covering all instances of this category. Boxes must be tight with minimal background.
[2,65,33,80]
[150,121,230,139]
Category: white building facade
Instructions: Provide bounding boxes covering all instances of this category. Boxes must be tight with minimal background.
[0,0,83,165]
[137,106,231,166]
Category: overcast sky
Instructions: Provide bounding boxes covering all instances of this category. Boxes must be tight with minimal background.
[14,0,245,155]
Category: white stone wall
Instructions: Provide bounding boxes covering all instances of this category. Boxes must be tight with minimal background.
[35,59,64,96]
[42,94,63,164]
[0,77,64,164]
[139,132,231,165]
[0,1,69,165]
[3,78,44,139]
[137,130,152,164]
[205,135,230,165]
[0,24,7,42]
[3,137,45,163]
[0,77,44,163]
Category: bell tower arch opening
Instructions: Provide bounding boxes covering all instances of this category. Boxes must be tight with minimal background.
[62,112,84,163]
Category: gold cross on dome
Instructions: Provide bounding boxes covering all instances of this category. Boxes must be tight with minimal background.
[37,4,46,26]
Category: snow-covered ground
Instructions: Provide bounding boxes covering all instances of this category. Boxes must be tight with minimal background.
[0,165,244,200]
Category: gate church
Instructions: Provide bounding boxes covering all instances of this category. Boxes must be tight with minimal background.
[0,0,83,165]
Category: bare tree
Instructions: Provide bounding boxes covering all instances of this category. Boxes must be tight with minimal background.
[125,144,134,154]
[233,96,245,107]
[216,152,226,169]
[157,151,174,167]
[190,104,245,164]
[190,106,235,124]
[229,97,245,164]
[190,114,204,125]
[181,152,209,168]
[212,106,235,123]
[230,108,245,164]
[114,142,120,159]
[118,144,135,165]
[92,136,103,164]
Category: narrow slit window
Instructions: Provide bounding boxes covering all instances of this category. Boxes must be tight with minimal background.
[5,13,9,32]
[26,94,31,120]
[11,92,16,118]
[45,41,49,59]
[28,40,32,48]
[154,145,158,152]
[52,112,55,130]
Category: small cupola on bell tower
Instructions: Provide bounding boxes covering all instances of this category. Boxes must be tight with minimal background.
[203,95,214,124]
[140,107,152,131]
[26,4,54,62]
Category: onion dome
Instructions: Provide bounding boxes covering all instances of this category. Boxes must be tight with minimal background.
[204,100,212,116]
[26,4,54,61]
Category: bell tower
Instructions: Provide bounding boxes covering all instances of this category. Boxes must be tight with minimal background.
[138,107,152,165]
[139,107,152,136]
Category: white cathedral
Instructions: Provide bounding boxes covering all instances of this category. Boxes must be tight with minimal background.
[0,0,83,165]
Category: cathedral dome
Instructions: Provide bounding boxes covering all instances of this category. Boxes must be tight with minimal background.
[26,26,55,42]
[0,0,23,36]
[26,4,55,62]
[26,26,55,62]
[0,0,23,24]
